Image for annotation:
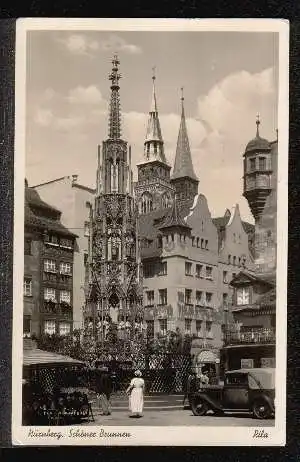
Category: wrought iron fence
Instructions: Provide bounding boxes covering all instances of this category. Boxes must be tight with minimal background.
[224,327,275,345]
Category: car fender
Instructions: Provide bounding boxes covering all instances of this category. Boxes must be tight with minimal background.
[251,394,275,412]
[190,393,223,412]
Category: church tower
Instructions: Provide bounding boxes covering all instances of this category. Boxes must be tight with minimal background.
[86,55,143,339]
[135,69,175,214]
[170,89,199,208]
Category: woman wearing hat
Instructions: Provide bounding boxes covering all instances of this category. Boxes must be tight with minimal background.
[126,370,145,418]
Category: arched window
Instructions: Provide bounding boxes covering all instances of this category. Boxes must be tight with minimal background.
[161,192,171,209]
[107,233,121,261]
[140,192,153,214]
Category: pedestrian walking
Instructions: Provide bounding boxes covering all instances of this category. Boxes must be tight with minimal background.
[126,370,145,418]
[183,370,197,408]
[94,366,112,416]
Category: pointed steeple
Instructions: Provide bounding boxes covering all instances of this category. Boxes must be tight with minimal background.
[172,88,197,181]
[159,195,191,231]
[144,68,167,163]
[108,54,122,140]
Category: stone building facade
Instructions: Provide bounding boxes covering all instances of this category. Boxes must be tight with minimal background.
[134,77,255,370]
[33,175,95,329]
[24,180,77,337]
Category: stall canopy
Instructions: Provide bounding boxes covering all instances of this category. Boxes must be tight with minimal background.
[23,348,84,366]
[196,350,217,364]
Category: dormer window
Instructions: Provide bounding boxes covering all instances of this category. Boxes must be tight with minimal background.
[236,287,250,305]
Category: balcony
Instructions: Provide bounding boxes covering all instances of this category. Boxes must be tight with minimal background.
[41,301,72,319]
[224,327,275,345]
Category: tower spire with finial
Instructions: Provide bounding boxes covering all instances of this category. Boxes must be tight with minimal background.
[256,113,260,138]
[144,67,166,162]
[108,54,122,139]
[171,88,198,182]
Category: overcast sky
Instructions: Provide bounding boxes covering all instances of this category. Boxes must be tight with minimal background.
[25,30,279,223]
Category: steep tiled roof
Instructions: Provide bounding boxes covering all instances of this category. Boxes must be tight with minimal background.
[159,197,191,230]
[171,95,198,181]
[25,184,77,238]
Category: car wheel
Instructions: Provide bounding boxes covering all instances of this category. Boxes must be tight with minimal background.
[192,399,209,416]
[252,400,272,419]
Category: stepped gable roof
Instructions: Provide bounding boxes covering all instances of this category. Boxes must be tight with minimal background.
[159,196,191,231]
[171,89,198,182]
[212,213,254,236]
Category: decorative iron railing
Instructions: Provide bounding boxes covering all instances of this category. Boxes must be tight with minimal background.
[224,327,275,345]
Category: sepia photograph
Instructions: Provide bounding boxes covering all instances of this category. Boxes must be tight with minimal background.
[13,18,288,445]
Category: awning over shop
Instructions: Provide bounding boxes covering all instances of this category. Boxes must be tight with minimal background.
[196,350,217,364]
[23,348,84,366]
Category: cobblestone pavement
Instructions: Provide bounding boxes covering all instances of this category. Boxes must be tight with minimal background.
[83,408,274,427]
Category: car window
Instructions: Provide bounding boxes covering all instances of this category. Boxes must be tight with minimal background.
[248,374,260,389]
[225,373,248,386]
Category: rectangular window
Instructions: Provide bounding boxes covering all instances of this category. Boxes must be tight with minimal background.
[249,158,256,171]
[196,320,203,337]
[184,318,192,335]
[205,292,213,306]
[158,289,167,305]
[60,262,71,274]
[157,236,163,248]
[24,237,32,255]
[185,289,192,304]
[59,322,71,336]
[143,262,156,278]
[185,262,192,276]
[236,287,250,305]
[60,238,73,249]
[23,316,31,335]
[60,290,71,304]
[223,271,228,283]
[158,319,167,336]
[232,273,236,280]
[259,156,266,170]
[205,266,213,279]
[44,259,56,273]
[146,290,154,306]
[84,221,90,237]
[196,290,202,305]
[46,234,58,246]
[195,264,203,278]
[24,277,32,297]
[158,261,167,276]
[84,253,88,266]
[146,320,154,338]
[44,320,56,335]
[44,287,56,302]
[205,240,208,249]
[223,293,228,306]
[206,321,213,338]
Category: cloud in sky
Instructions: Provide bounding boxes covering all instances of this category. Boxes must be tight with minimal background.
[67,85,104,105]
[28,66,276,221]
[57,33,142,56]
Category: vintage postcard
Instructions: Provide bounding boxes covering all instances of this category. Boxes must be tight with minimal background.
[13,18,288,446]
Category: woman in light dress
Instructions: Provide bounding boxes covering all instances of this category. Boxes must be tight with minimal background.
[126,370,145,418]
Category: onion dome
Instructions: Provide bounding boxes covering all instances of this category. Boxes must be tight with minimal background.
[245,115,271,153]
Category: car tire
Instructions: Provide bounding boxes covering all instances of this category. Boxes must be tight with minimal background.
[252,400,272,420]
[192,399,209,416]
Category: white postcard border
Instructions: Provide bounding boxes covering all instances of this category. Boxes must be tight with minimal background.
[12,17,289,446]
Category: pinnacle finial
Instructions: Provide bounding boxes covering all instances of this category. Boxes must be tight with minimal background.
[256,113,260,137]
[150,66,158,113]
[180,87,185,115]
[108,54,121,139]
[152,66,156,81]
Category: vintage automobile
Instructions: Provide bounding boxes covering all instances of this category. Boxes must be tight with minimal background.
[23,347,93,425]
[189,368,275,419]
